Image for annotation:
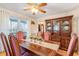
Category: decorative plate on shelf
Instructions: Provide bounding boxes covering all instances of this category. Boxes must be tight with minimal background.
[62,21,69,25]
[47,27,51,30]
[47,23,51,26]
[62,26,69,31]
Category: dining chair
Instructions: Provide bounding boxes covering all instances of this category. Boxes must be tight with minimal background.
[16,31,25,43]
[56,33,78,56]
[67,33,78,56]
[0,32,13,56]
[44,32,51,41]
[9,33,33,56]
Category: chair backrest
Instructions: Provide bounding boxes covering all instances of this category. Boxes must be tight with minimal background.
[44,32,51,41]
[0,32,12,56]
[9,33,21,56]
[67,33,78,56]
[16,31,25,43]
[16,31,25,40]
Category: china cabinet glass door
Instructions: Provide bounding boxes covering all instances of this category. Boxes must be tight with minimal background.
[61,20,70,32]
[46,20,52,32]
[53,20,60,33]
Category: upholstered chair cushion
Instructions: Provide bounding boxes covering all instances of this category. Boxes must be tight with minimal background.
[16,31,25,43]
[9,34,21,56]
[44,32,51,41]
[67,33,78,56]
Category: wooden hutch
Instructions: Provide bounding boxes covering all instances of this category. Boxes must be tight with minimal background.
[45,15,73,50]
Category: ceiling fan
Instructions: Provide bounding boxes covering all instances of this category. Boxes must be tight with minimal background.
[24,3,47,15]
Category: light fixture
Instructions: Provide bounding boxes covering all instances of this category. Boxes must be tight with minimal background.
[32,7,38,15]
[24,3,47,15]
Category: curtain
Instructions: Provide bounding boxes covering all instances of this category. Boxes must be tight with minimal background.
[0,8,10,52]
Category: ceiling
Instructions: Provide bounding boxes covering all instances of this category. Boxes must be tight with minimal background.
[0,3,79,19]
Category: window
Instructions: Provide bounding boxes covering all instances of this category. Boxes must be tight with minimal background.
[20,21,27,36]
[10,18,27,37]
[20,21,27,29]
[10,19,18,35]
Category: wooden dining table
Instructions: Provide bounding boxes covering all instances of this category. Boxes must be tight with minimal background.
[20,39,60,56]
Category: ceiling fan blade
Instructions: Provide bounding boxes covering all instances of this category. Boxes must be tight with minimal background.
[27,3,35,6]
[24,8,31,11]
[38,3,47,7]
[38,9,46,13]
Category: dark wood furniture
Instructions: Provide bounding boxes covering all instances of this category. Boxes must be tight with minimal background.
[20,40,59,56]
[56,33,78,56]
[20,40,78,56]
[0,32,13,56]
[45,15,73,50]
[9,33,34,56]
